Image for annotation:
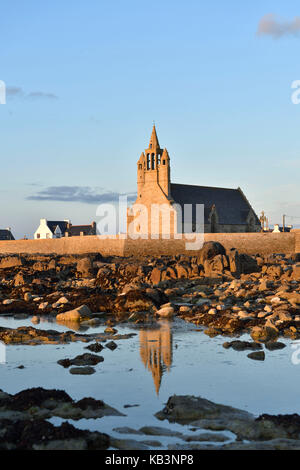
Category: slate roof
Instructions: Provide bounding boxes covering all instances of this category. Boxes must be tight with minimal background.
[170,184,260,226]
[47,221,68,235]
[66,224,96,236]
[0,229,15,240]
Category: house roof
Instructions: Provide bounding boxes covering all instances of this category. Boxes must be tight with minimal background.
[66,224,95,236]
[0,229,15,240]
[46,221,68,235]
[170,184,260,225]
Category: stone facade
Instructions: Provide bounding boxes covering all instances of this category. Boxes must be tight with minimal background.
[127,126,261,235]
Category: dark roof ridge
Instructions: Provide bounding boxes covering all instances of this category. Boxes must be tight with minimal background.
[171,183,239,191]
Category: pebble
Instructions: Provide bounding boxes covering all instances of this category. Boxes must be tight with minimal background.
[208,308,217,315]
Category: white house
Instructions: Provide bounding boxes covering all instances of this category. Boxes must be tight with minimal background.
[34,219,69,239]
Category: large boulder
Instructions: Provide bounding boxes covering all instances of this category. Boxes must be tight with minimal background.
[0,256,23,269]
[292,264,300,280]
[228,249,242,276]
[239,254,260,274]
[114,289,158,313]
[250,325,279,343]
[197,242,226,265]
[204,254,229,276]
[56,305,92,322]
[77,257,94,278]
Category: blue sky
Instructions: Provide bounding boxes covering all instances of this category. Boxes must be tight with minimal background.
[1,0,300,237]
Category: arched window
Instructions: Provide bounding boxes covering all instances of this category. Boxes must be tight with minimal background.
[211,212,217,233]
[157,154,161,165]
[162,160,166,165]
[147,154,150,170]
[151,153,155,170]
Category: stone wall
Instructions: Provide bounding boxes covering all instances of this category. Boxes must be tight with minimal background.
[292,230,300,253]
[0,236,125,257]
[0,232,297,257]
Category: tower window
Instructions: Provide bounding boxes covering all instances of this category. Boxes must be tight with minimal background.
[147,154,150,170]
[138,164,142,169]
[162,160,166,165]
[151,153,155,170]
[157,154,161,165]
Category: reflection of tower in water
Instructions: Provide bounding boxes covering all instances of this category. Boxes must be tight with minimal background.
[139,321,173,395]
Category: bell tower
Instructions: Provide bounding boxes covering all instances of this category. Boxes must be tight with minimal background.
[128,125,175,236]
[137,125,171,200]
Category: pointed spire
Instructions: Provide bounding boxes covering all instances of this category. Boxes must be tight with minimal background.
[161,148,169,160]
[138,151,145,163]
[149,124,160,150]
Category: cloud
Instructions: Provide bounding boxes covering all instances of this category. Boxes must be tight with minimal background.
[257,13,300,38]
[27,186,137,204]
[6,86,58,100]
[27,91,58,100]
[6,86,24,97]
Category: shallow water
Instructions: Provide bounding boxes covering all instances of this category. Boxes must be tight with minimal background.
[0,315,298,449]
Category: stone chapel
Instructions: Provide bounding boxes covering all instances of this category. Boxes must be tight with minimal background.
[127,126,261,236]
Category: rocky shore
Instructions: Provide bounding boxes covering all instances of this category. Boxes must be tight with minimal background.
[1,241,300,449]
[1,242,300,342]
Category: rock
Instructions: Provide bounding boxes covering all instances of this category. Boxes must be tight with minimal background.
[155,395,254,433]
[69,367,96,375]
[265,342,286,351]
[31,316,40,324]
[247,351,265,361]
[110,438,149,450]
[58,353,104,368]
[156,306,175,318]
[197,242,226,265]
[57,297,69,304]
[24,292,32,301]
[204,328,220,338]
[208,308,217,315]
[228,249,241,276]
[155,394,300,443]
[105,341,117,350]
[104,327,117,334]
[239,254,259,274]
[113,427,143,435]
[271,297,281,304]
[13,313,29,320]
[179,306,191,313]
[182,432,229,443]
[150,268,164,285]
[76,257,94,278]
[292,264,300,280]
[56,304,91,322]
[115,290,158,313]
[14,273,27,286]
[0,256,23,269]
[223,341,262,352]
[3,299,15,305]
[85,342,104,353]
[38,302,48,310]
[139,426,183,437]
[238,311,255,320]
[250,326,279,343]
[0,418,110,450]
